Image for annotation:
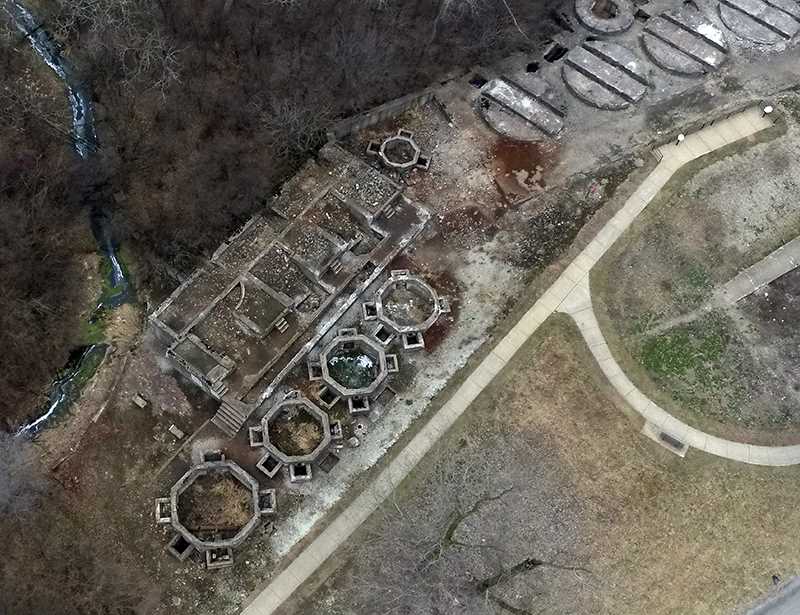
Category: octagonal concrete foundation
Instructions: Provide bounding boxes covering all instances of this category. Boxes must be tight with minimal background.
[163,460,271,553]
[318,331,390,399]
[374,270,450,334]
[367,129,431,171]
[261,394,332,465]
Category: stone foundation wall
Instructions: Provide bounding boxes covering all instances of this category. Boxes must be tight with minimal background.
[326,88,436,141]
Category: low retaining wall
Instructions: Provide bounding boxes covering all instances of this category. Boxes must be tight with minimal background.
[326,88,436,141]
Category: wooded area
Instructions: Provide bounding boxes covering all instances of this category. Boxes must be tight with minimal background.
[2,0,564,422]
[0,37,91,427]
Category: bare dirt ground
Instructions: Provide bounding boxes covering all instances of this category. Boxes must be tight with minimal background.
[297,316,800,615]
[593,97,800,442]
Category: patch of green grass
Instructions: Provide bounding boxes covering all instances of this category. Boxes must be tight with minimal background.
[683,264,712,290]
[640,317,728,379]
[70,345,108,389]
[79,307,108,344]
[637,313,753,420]
[671,262,713,307]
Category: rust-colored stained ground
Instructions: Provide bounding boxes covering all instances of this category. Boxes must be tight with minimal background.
[489,137,559,203]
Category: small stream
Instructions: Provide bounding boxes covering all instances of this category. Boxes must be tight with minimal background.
[6,0,132,435]
[16,345,109,436]
[5,1,96,158]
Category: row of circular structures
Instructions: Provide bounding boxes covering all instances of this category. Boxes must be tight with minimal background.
[479,0,799,138]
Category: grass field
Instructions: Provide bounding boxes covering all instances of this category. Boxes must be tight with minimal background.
[298,316,800,615]
[593,108,800,439]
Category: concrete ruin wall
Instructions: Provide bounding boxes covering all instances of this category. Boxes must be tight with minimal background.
[326,88,436,141]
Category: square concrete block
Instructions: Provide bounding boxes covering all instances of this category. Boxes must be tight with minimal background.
[583,326,606,349]
[696,128,727,151]
[724,440,750,463]
[493,335,523,362]
[623,387,650,413]
[682,428,709,450]
[747,446,778,466]
[154,498,172,525]
[656,155,683,174]
[166,533,195,561]
[517,309,547,335]
[561,263,585,284]
[765,446,800,466]
[205,547,234,570]
[607,370,635,395]
[592,225,622,251]
[590,343,613,363]
[730,115,761,137]
[682,136,711,159]
[289,462,313,483]
[701,436,729,459]
[714,121,744,145]
[471,363,499,389]
[241,587,284,614]
[571,308,598,331]
[581,238,608,262]
[571,251,597,274]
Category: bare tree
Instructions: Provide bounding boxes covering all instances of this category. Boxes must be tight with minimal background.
[0,432,47,516]
[347,453,591,615]
[47,0,182,96]
[256,95,333,164]
[429,0,529,47]
[429,0,484,46]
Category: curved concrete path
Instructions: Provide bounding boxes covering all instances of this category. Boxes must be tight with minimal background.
[556,108,800,467]
[240,106,781,615]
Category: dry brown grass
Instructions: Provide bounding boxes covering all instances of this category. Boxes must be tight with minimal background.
[482,317,800,615]
[302,315,800,615]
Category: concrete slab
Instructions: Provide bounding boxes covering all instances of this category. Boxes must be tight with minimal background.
[642,420,689,457]
[682,427,709,450]
[481,77,565,137]
[696,127,728,150]
[749,445,781,465]
[562,63,633,111]
[669,6,729,49]
[624,387,651,412]
[563,41,649,110]
[719,0,800,44]
[643,10,728,75]
[608,370,636,395]
[714,119,747,144]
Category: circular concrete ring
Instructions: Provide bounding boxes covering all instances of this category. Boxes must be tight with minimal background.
[575,0,634,34]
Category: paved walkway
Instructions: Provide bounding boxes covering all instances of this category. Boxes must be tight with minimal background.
[557,109,800,466]
[240,106,781,615]
[715,234,800,304]
[746,577,800,615]
[646,234,800,336]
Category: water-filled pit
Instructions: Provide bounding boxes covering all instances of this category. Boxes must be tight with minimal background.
[327,349,378,390]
